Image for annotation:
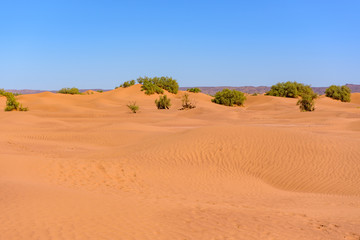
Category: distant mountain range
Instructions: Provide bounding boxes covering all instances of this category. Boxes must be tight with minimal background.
[180,84,360,95]
[4,89,107,95]
[5,84,360,95]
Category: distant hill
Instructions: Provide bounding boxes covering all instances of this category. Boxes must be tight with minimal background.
[5,84,360,95]
[180,86,271,96]
[5,89,110,95]
[180,84,360,95]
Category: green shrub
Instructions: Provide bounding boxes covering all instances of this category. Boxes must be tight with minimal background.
[119,80,136,88]
[155,95,171,109]
[20,106,28,111]
[4,92,19,111]
[137,76,179,94]
[97,90,103,93]
[127,101,139,113]
[297,94,315,112]
[0,90,28,111]
[212,89,246,106]
[266,81,316,99]
[187,88,201,93]
[325,85,351,102]
[58,87,81,95]
[136,76,150,84]
[180,93,196,110]
[141,81,164,95]
[156,77,179,94]
[251,93,258,96]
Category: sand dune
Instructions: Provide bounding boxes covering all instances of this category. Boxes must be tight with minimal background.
[1,86,360,239]
[351,93,360,104]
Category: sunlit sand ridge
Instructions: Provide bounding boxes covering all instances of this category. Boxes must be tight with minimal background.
[1,85,360,240]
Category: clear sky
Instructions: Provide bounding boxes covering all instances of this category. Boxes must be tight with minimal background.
[1,0,359,89]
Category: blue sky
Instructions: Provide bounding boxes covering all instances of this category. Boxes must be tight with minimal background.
[1,0,359,89]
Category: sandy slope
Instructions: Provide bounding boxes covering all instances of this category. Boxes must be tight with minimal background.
[1,85,360,240]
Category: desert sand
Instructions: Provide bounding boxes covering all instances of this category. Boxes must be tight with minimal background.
[1,84,360,240]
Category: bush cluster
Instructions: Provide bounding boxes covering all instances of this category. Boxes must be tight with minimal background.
[155,95,171,109]
[212,89,246,106]
[117,80,136,88]
[58,87,81,95]
[266,82,318,112]
[137,76,179,95]
[141,80,164,95]
[0,89,28,111]
[325,85,351,102]
[187,88,201,93]
[266,81,316,99]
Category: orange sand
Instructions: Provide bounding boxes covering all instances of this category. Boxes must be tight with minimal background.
[1,85,359,240]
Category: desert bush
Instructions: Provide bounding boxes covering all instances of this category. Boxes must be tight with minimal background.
[297,94,315,112]
[127,101,139,113]
[251,93,258,96]
[18,104,28,111]
[0,91,28,111]
[119,80,136,88]
[180,93,196,110]
[97,90,103,93]
[136,76,149,84]
[187,88,201,93]
[137,76,179,94]
[325,85,351,102]
[155,95,171,109]
[266,81,316,99]
[212,89,246,106]
[58,87,81,95]
[141,81,164,95]
[4,92,19,111]
[156,77,179,94]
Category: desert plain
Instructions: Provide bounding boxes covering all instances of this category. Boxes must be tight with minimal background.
[1,84,360,240]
